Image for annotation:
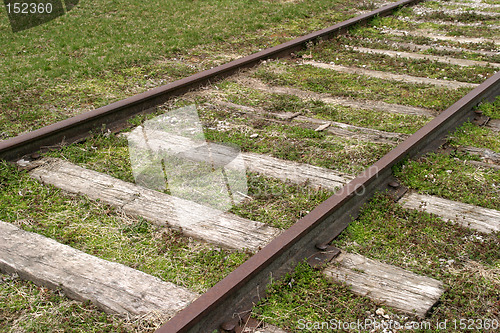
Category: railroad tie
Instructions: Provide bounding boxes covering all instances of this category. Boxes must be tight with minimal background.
[324,251,444,317]
[1,220,289,332]
[302,61,479,90]
[400,192,500,234]
[382,29,500,46]
[486,119,500,132]
[26,158,280,253]
[22,159,448,318]
[348,46,500,69]
[210,100,408,144]
[0,220,198,317]
[234,76,437,117]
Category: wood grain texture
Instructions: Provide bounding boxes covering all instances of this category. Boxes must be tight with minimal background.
[486,118,500,132]
[401,192,500,233]
[234,76,436,116]
[350,46,500,68]
[382,29,500,46]
[458,146,500,164]
[303,61,478,89]
[28,158,280,252]
[126,128,354,192]
[0,221,197,317]
[377,41,499,58]
[324,252,444,317]
[242,152,352,191]
[211,101,408,144]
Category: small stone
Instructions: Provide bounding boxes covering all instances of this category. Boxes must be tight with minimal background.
[315,123,330,132]
[16,159,29,167]
[250,133,259,138]
[376,308,385,316]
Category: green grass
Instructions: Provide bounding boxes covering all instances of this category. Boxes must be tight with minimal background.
[394,153,500,211]
[0,274,133,333]
[0,161,249,295]
[479,96,500,119]
[2,0,498,330]
[253,262,377,332]
[0,0,365,138]
[378,12,500,39]
[449,122,500,152]
[254,60,471,111]
[0,125,341,329]
[306,38,496,84]
[213,81,430,134]
[253,194,500,332]
[394,98,500,210]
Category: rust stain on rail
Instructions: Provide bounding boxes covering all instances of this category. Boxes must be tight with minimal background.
[155,72,500,332]
[0,0,423,162]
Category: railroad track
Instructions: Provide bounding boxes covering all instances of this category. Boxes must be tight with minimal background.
[1,0,499,332]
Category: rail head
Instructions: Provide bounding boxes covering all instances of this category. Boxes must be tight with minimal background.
[155,71,500,333]
[0,0,422,162]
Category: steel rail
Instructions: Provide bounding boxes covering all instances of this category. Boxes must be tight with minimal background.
[0,0,423,162]
[155,74,500,332]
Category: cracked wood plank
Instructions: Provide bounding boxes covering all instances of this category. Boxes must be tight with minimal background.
[0,220,197,317]
[125,128,354,192]
[400,192,500,233]
[27,158,280,252]
[378,41,499,58]
[241,152,353,191]
[458,146,500,164]
[486,118,500,132]
[382,28,500,46]
[234,76,437,117]
[211,101,408,144]
[324,252,444,317]
[349,46,500,68]
[303,61,478,89]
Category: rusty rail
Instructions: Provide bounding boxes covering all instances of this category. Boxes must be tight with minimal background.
[0,0,422,161]
[156,72,500,333]
[6,0,495,332]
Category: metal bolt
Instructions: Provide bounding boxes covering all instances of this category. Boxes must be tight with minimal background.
[30,153,40,159]
[388,181,400,189]
[221,321,236,332]
[474,109,483,115]
[315,243,329,251]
